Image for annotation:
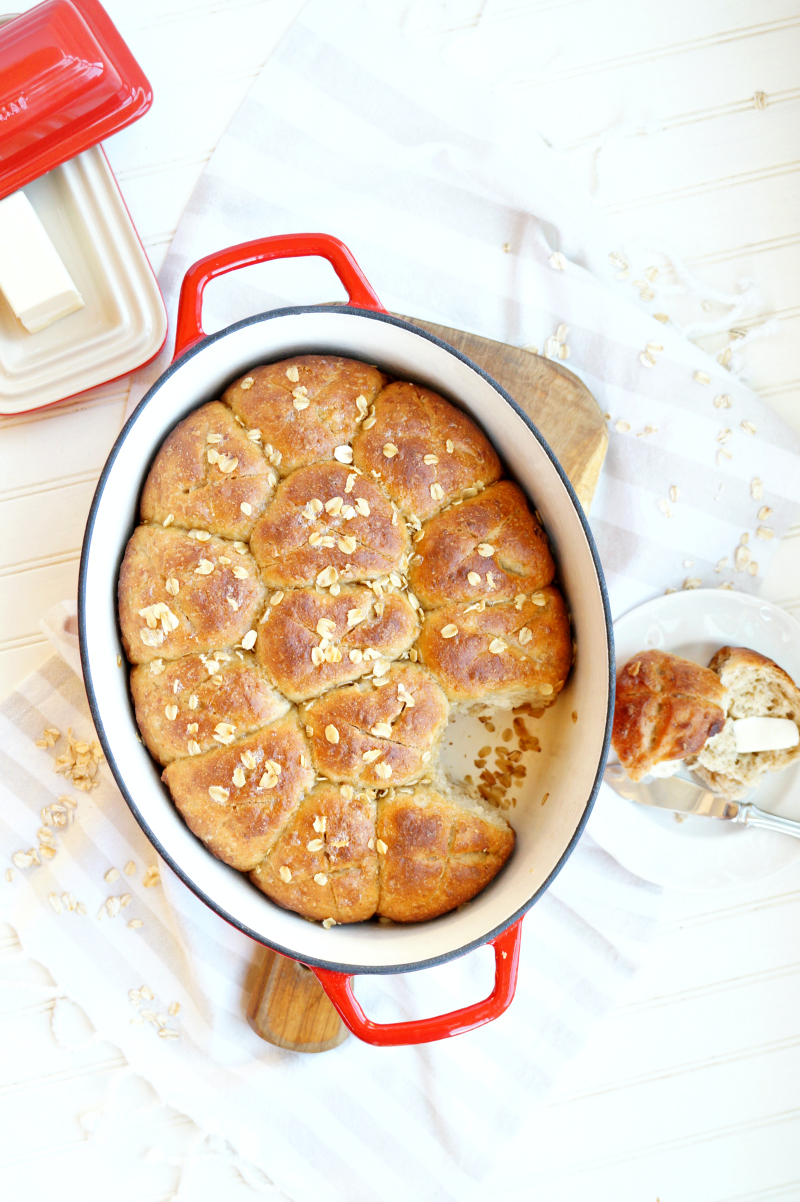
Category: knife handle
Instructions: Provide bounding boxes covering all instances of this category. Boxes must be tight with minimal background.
[740,803,800,839]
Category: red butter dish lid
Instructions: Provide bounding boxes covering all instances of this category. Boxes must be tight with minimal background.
[0,0,152,202]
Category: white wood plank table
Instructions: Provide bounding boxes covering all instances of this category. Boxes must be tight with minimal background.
[2,2,800,1199]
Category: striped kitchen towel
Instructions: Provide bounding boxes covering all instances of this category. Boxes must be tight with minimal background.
[125,0,800,615]
[1,602,661,1202]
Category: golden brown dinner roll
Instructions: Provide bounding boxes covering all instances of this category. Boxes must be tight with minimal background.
[612,649,725,782]
[256,585,419,701]
[118,526,266,664]
[691,646,800,798]
[415,588,572,709]
[162,713,314,871]
[250,783,379,923]
[351,381,502,521]
[223,355,385,476]
[130,651,289,765]
[408,480,555,609]
[303,663,450,787]
[249,462,410,589]
[376,782,515,923]
[140,402,278,540]
[118,350,591,926]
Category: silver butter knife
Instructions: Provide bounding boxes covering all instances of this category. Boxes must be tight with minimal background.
[603,764,800,839]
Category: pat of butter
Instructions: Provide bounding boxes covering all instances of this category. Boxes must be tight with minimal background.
[0,192,84,333]
[733,717,800,754]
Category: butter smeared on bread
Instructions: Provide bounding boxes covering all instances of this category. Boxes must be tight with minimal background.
[691,647,800,798]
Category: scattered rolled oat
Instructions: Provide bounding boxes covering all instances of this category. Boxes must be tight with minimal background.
[313,873,328,886]
[615,420,630,434]
[374,762,392,780]
[54,729,104,792]
[105,867,120,884]
[669,486,679,503]
[325,724,340,745]
[142,866,160,888]
[441,624,459,639]
[488,639,506,655]
[322,918,337,930]
[751,478,763,501]
[124,861,136,876]
[549,251,566,270]
[334,445,353,464]
[741,420,757,436]
[757,526,774,540]
[285,365,300,382]
[694,371,711,385]
[35,726,61,749]
[714,394,732,409]
[240,376,255,390]
[477,543,494,558]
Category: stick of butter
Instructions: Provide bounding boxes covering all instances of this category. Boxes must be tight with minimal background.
[733,717,800,754]
[0,191,84,334]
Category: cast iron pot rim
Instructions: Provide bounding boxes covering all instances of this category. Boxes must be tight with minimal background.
[78,302,615,976]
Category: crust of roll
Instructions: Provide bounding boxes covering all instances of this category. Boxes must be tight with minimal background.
[249,462,410,589]
[256,585,419,702]
[140,401,277,539]
[161,713,314,871]
[250,783,379,923]
[118,526,266,664]
[376,782,515,922]
[612,649,725,782]
[223,355,385,476]
[130,651,289,765]
[351,381,501,521]
[415,588,572,709]
[304,664,450,787]
[408,480,555,609]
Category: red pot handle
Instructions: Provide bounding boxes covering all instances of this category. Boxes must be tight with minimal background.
[172,232,384,361]
[309,918,523,1046]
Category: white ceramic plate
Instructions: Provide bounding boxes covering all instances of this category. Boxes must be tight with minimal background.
[587,589,800,891]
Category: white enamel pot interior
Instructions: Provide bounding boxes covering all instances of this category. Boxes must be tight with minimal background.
[80,304,614,975]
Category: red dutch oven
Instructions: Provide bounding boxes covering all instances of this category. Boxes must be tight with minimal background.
[79,233,613,1045]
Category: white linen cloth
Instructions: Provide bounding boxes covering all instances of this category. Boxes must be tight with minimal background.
[2,604,660,1202]
[4,1,800,1198]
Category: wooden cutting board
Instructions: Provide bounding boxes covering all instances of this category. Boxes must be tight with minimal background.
[246,322,608,1052]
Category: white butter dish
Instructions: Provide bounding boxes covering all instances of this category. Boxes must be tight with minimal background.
[0,146,167,415]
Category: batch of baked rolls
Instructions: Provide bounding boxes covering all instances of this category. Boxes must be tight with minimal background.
[118,355,573,926]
